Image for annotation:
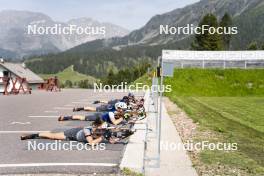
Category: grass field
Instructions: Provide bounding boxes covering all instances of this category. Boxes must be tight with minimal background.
[39,65,97,85]
[165,69,264,96]
[162,69,264,175]
[170,96,264,174]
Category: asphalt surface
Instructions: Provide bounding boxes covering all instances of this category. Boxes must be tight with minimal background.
[0,89,139,175]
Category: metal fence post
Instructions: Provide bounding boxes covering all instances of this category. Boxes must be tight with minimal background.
[157,59,163,166]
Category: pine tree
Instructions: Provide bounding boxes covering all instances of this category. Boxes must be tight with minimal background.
[64,80,73,88]
[247,42,258,50]
[192,13,224,50]
[105,69,115,85]
[220,13,232,50]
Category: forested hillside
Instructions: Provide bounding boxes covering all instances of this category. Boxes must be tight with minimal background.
[25,0,264,79]
[25,38,192,78]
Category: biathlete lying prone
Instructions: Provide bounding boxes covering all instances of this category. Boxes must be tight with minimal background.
[72,93,145,114]
[58,98,146,124]
[21,117,120,145]
[58,102,128,125]
[20,94,146,145]
[72,93,133,112]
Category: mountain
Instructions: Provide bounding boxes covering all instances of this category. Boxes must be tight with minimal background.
[0,10,129,59]
[0,48,18,58]
[26,0,264,78]
[125,0,264,47]
[72,0,264,50]
[99,0,264,49]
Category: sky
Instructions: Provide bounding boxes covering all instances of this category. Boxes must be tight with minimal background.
[0,0,199,30]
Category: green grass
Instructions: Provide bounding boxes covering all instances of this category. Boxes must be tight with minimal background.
[164,69,264,97]
[162,69,264,174]
[121,168,143,176]
[39,65,97,84]
[171,96,264,173]
[133,72,152,86]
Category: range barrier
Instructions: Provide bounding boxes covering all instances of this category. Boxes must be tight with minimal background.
[142,50,264,174]
[143,57,163,173]
[162,50,264,69]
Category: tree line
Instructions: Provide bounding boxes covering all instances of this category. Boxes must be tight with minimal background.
[192,13,264,51]
[101,61,151,86]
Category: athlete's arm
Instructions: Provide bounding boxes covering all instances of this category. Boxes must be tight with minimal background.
[93,100,108,104]
[109,112,123,125]
[86,136,103,145]
[84,128,103,145]
[109,137,119,144]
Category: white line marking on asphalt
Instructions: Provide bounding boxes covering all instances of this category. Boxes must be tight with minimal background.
[10,122,31,125]
[0,131,48,134]
[64,104,74,107]
[72,102,90,104]
[0,163,117,167]
[54,107,72,110]
[44,110,58,113]
[79,99,90,101]
[28,116,58,118]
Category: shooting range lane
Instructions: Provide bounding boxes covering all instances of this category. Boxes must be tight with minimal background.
[0,89,131,174]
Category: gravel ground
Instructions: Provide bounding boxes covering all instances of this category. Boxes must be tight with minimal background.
[164,97,249,176]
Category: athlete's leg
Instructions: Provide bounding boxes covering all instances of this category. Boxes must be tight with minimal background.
[39,132,66,140]
[58,115,86,121]
[84,113,102,121]
[21,132,65,140]
[84,106,96,111]
[73,106,96,112]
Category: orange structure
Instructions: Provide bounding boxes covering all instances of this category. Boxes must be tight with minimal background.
[39,77,61,92]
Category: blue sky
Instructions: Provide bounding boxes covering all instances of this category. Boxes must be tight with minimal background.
[0,0,199,30]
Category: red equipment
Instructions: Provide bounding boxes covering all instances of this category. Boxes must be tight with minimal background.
[39,77,61,92]
[0,76,31,95]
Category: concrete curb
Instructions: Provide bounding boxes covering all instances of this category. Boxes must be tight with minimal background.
[120,91,197,176]
[119,122,146,173]
[119,91,149,173]
[145,101,198,176]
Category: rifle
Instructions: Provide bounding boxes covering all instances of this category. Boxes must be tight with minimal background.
[92,126,135,141]
[124,109,147,122]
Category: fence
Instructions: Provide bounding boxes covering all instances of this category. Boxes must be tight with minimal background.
[162,50,264,69]
[143,58,162,173]
[143,50,264,173]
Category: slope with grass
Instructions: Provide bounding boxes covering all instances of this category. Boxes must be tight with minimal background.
[133,72,153,86]
[164,69,264,97]
[162,69,264,175]
[40,65,97,87]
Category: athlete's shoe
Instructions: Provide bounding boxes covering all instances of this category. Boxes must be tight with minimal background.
[58,116,64,121]
[21,134,37,140]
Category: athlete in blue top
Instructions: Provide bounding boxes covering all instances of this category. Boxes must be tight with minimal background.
[58,103,125,125]
[73,96,129,112]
